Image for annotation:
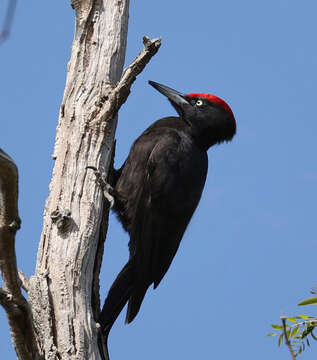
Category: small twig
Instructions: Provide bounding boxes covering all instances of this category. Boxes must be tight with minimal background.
[0,0,18,45]
[281,315,296,360]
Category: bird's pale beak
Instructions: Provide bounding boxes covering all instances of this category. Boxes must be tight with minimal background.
[149,81,192,124]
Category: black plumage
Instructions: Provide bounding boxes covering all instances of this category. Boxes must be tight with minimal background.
[98,81,236,359]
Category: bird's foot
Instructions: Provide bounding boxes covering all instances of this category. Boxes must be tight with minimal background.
[86,166,115,208]
[103,183,115,209]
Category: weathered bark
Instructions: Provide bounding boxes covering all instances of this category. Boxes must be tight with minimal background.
[28,3,130,358]
[1,1,161,359]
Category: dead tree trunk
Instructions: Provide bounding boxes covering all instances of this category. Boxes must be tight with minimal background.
[0,1,161,358]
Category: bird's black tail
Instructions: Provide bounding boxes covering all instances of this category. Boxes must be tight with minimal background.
[98,259,134,360]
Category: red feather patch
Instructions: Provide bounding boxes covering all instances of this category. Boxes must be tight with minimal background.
[187,93,235,121]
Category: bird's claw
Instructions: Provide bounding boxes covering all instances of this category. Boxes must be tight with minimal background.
[86,166,115,209]
[103,182,115,209]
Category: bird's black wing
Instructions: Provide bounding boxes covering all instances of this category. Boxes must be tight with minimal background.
[126,129,207,323]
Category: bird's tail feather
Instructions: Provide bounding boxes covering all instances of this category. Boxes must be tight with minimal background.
[98,259,134,360]
[125,288,147,324]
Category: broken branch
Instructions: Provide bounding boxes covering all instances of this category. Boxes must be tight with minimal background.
[0,149,39,360]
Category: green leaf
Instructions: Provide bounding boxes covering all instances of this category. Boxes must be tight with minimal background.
[298,314,309,320]
[298,297,317,306]
[286,329,291,339]
[286,317,297,323]
[278,333,284,346]
[291,326,300,339]
[272,324,286,330]
[267,333,278,337]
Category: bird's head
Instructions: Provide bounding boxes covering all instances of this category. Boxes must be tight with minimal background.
[149,81,236,150]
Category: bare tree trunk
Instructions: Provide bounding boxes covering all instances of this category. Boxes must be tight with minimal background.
[29,1,130,357]
[0,1,161,359]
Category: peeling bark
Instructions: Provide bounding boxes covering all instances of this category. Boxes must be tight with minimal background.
[32,1,131,357]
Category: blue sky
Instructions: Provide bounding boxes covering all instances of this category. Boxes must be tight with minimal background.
[1,1,317,359]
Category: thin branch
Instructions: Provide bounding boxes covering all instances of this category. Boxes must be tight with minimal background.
[281,315,296,360]
[0,149,39,360]
[0,148,20,297]
[0,0,17,45]
[114,36,162,110]
[91,36,162,127]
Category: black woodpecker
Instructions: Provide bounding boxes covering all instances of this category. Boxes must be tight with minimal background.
[98,81,236,359]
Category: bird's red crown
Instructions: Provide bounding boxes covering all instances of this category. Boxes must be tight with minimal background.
[187,93,235,122]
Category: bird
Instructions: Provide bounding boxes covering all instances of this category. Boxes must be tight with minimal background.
[96,80,236,359]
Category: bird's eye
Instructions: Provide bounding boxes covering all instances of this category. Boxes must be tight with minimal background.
[196,99,203,106]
